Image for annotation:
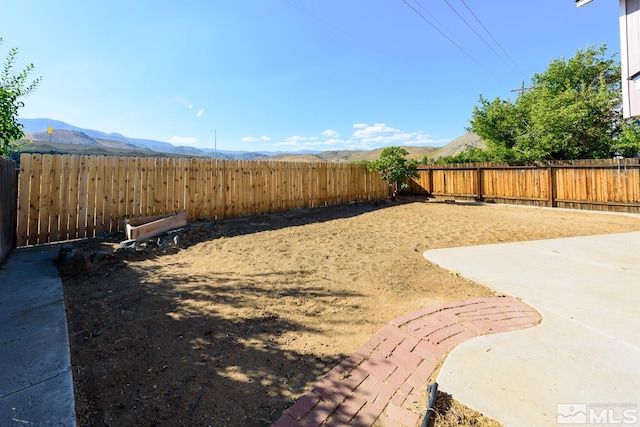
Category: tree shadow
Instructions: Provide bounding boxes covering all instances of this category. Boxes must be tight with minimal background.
[64,198,451,426]
[171,199,403,248]
[63,246,365,426]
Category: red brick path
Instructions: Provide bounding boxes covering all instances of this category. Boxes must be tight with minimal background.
[272,296,541,427]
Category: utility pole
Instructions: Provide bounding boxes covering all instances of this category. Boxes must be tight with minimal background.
[510,80,531,97]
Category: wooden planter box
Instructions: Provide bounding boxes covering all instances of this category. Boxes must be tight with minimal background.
[124,212,187,242]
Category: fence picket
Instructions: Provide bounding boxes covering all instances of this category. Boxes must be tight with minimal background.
[48,155,62,242]
[16,156,31,246]
[27,154,42,245]
[39,154,54,244]
[77,156,89,238]
[94,156,107,234]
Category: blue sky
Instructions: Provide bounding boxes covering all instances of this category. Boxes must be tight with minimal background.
[1,1,621,152]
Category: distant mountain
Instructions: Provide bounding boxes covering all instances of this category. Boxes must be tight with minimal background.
[434,132,485,158]
[255,134,485,163]
[27,130,102,146]
[18,118,484,162]
[20,118,208,157]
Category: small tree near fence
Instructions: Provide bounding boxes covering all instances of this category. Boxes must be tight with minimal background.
[0,37,41,158]
[366,146,419,200]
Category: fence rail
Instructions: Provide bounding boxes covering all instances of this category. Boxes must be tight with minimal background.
[406,159,640,212]
[0,158,17,264]
[17,154,388,246]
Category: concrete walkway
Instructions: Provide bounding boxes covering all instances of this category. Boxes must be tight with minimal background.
[0,245,76,427]
[273,297,540,426]
[424,231,640,427]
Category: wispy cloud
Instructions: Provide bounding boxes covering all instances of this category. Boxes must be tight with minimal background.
[170,136,198,144]
[243,135,272,143]
[352,123,399,138]
[351,123,446,147]
[284,135,320,143]
[276,140,324,148]
[244,123,449,151]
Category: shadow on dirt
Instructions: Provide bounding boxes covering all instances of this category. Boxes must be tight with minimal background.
[62,208,373,426]
[62,198,441,426]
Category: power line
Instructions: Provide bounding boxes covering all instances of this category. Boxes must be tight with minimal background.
[440,0,526,79]
[281,0,515,89]
[280,0,373,50]
[400,0,511,88]
[280,0,414,69]
[409,0,460,44]
[458,0,527,78]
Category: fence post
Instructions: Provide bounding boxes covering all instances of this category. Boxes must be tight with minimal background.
[0,158,18,264]
[13,167,18,249]
[476,167,483,201]
[547,166,557,208]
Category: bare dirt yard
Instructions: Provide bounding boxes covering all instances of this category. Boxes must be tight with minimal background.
[62,197,640,426]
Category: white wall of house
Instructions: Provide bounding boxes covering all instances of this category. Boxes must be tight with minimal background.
[620,0,640,117]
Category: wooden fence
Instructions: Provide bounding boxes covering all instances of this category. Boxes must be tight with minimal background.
[17,154,388,246]
[0,158,18,264]
[405,159,640,213]
[13,154,640,248]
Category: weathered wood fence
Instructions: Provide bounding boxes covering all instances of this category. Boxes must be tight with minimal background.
[0,158,17,263]
[11,154,640,248]
[17,154,388,246]
[406,159,640,213]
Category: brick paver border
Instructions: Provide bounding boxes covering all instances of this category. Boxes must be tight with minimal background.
[272,296,541,427]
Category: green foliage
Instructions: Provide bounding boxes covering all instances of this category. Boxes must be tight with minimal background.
[418,155,432,165]
[366,146,419,199]
[435,146,492,164]
[464,45,621,162]
[0,38,41,158]
[469,96,525,159]
[614,120,640,158]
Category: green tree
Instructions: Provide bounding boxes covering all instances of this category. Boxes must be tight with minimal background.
[0,38,41,158]
[366,147,419,199]
[468,95,526,161]
[614,120,640,158]
[467,45,620,162]
[435,146,491,164]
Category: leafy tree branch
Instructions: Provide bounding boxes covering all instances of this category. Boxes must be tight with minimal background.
[0,37,41,158]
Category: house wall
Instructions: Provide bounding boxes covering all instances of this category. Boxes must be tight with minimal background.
[620,0,640,117]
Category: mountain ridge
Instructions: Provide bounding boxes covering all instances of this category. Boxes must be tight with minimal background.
[18,118,484,162]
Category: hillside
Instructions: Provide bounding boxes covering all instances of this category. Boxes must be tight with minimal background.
[434,132,485,158]
[256,133,484,163]
[20,140,184,158]
[18,118,484,162]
